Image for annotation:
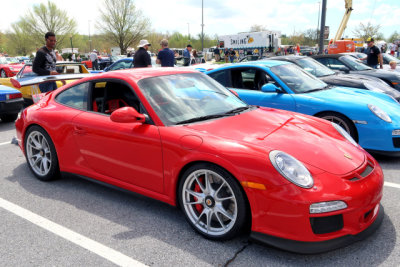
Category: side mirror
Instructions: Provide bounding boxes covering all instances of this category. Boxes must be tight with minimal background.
[338,66,350,73]
[261,83,280,93]
[110,107,146,123]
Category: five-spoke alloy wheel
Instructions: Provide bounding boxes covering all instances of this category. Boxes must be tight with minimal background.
[179,163,247,240]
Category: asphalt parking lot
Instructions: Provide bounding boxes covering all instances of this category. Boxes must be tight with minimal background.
[0,120,399,267]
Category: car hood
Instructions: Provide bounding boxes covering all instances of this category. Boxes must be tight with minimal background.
[351,69,400,80]
[320,74,400,100]
[308,86,400,109]
[185,108,365,175]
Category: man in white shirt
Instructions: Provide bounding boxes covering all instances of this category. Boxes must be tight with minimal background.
[89,50,99,70]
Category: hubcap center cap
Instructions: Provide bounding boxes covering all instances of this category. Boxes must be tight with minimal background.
[204,196,215,208]
[40,150,44,157]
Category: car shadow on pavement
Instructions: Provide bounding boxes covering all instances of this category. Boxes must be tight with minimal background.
[5,163,397,266]
[0,121,16,132]
[5,164,249,266]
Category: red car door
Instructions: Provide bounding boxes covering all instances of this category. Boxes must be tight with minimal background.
[71,111,164,193]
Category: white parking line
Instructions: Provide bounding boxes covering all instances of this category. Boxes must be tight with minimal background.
[384,181,400,189]
[0,141,10,146]
[0,197,147,267]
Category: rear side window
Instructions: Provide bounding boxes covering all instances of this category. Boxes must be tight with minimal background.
[208,70,232,87]
[56,82,89,110]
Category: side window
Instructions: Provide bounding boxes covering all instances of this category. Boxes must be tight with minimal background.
[231,68,263,90]
[110,61,130,71]
[208,70,231,87]
[315,58,328,66]
[327,58,346,70]
[56,82,88,110]
[90,81,144,116]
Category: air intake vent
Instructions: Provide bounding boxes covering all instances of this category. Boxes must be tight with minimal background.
[360,165,373,178]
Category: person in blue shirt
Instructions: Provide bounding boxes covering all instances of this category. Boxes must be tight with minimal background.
[156,39,175,67]
[183,44,192,66]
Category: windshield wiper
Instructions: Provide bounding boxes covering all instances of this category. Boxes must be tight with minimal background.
[224,106,250,114]
[176,113,234,125]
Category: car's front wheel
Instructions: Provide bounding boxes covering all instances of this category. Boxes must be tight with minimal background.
[318,112,358,142]
[178,163,247,240]
[0,69,7,78]
[24,126,60,181]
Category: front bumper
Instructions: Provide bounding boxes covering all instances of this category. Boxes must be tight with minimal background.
[244,153,383,253]
[250,204,384,254]
[356,119,400,154]
[0,98,24,115]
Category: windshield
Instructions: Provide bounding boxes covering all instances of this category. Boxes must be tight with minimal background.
[340,55,372,71]
[296,58,335,77]
[270,63,328,93]
[138,73,247,125]
[5,57,19,64]
[383,53,400,64]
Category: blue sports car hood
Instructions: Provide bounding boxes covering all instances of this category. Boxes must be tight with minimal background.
[307,86,400,117]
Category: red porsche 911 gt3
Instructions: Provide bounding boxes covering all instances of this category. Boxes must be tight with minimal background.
[15,68,384,254]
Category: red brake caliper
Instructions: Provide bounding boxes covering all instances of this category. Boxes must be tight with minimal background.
[194,176,204,214]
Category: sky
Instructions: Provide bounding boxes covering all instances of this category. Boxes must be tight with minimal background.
[1,0,400,41]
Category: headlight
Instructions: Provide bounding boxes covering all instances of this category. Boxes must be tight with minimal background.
[269,150,313,188]
[368,104,392,123]
[9,67,14,71]
[331,122,358,147]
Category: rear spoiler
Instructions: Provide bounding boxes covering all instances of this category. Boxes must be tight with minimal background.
[10,74,92,88]
[11,74,92,103]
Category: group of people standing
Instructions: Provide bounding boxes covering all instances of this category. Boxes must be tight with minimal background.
[213,46,236,63]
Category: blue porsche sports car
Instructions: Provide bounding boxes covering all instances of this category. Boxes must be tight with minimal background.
[205,60,400,155]
[0,85,24,122]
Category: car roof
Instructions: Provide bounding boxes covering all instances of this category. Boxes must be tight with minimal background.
[83,67,199,82]
[268,55,307,62]
[312,54,342,59]
[234,60,291,68]
[24,62,85,66]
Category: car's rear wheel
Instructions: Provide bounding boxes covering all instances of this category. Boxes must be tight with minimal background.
[318,112,358,142]
[0,114,18,122]
[25,126,60,181]
[178,163,247,241]
[0,69,7,78]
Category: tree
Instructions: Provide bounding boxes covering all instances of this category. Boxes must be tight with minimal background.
[388,31,400,43]
[352,22,383,42]
[97,0,150,54]
[6,21,35,56]
[250,25,267,32]
[18,1,77,48]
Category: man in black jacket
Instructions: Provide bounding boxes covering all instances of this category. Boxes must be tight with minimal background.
[134,40,152,68]
[32,32,59,92]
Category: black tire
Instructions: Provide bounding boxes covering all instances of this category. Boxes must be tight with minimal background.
[178,163,247,241]
[24,125,60,181]
[317,112,358,142]
[0,114,18,122]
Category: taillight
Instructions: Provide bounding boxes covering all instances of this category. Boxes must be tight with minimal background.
[6,93,22,100]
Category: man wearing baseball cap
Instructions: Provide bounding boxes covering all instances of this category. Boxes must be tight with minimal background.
[361,37,383,69]
[134,40,152,68]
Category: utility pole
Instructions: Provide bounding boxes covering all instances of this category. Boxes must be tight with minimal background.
[187,23,190,44]
[318,0,327,54]
[88,20,92,52]
[317,1,321,43]
[201,0,204,51]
